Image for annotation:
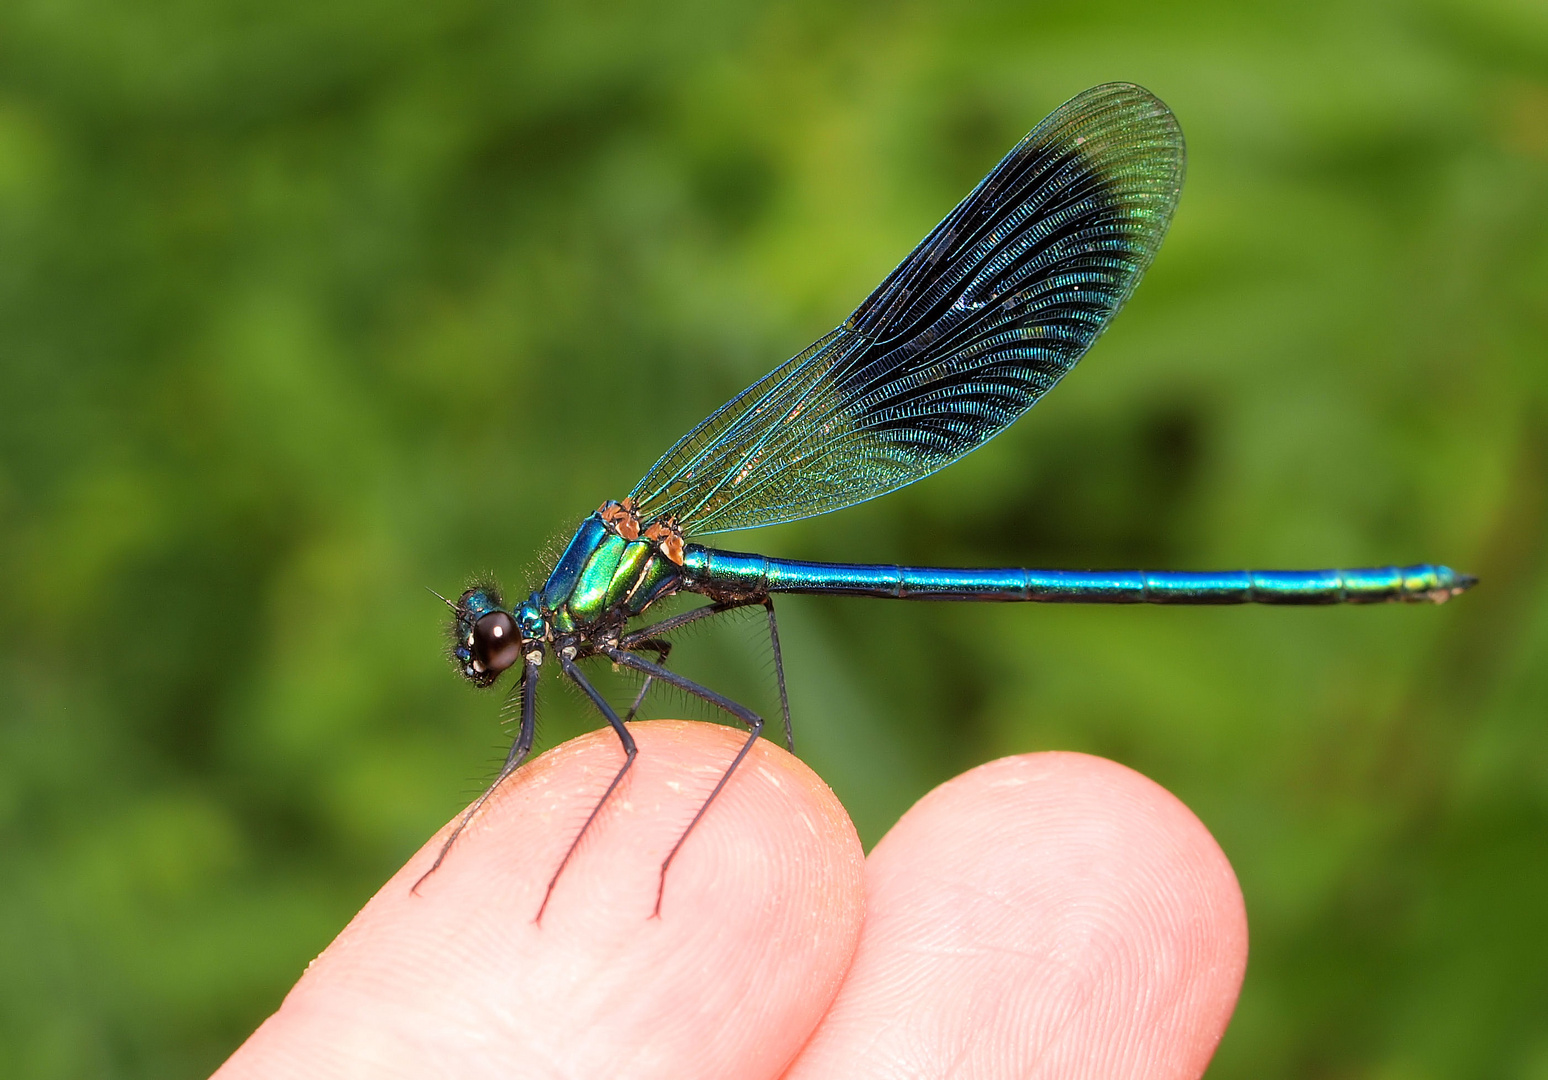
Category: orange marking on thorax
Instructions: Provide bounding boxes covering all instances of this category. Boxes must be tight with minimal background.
[643,516,685,565]
[598,497,642,541]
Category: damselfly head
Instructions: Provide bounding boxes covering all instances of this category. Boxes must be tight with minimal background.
[447,584,523,687]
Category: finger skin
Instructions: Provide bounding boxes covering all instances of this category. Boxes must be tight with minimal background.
[784,752,1248,1080]
[215,721,865,1080]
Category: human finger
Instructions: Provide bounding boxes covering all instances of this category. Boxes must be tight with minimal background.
[215,720,865,1080]
[784,751,1248,1079]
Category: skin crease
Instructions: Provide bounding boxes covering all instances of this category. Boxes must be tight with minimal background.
[214,723,1247,1080]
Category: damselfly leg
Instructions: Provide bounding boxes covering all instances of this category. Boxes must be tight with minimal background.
[602,645,763,917]
[543,653,638,922]
[622,638,671,722]
[619,600,744,643]
[618,602,736,722]
[620,596,793,751]
[761,597,793,752]
[413,656,540,893]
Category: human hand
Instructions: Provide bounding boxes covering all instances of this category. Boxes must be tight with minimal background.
[213,721,1247,1079]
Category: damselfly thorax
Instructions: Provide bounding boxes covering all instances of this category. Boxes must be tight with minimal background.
[450,499,687,684]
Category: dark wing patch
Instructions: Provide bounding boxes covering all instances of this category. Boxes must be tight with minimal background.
[630,83,1185,534]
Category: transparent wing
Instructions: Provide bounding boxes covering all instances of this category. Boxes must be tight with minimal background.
[630,82,1185,535]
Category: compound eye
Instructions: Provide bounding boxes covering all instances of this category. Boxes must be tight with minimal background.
[471,611,521,676]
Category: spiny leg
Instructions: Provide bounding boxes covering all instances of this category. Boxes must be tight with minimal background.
[602,645,762,917]
[413,657,540,894]
[619,599,758,648]
[621,596,793,749]
[622,638,671,722]
[763,596,793,752]
[542,652,638,923]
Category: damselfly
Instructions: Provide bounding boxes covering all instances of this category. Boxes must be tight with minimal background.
[426,83,1474,918]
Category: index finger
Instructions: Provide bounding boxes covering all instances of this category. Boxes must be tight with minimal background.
[215,721,865,1080]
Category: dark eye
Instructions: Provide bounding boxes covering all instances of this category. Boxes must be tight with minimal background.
[471,611,521,676]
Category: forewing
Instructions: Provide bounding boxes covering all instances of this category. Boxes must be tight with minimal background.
[630,82,1185,534]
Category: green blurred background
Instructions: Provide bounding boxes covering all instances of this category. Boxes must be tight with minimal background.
[2,0,1545,1075]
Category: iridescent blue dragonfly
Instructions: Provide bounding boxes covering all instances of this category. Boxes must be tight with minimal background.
[426,83,1474,917]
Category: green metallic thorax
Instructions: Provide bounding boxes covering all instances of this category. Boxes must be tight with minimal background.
[537,513,682,634]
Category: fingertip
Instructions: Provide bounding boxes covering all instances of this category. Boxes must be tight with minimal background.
[217,721,864,1080]
[788,751,1247,1080]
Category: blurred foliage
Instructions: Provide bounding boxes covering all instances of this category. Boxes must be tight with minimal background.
[1,0,1545,1075]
